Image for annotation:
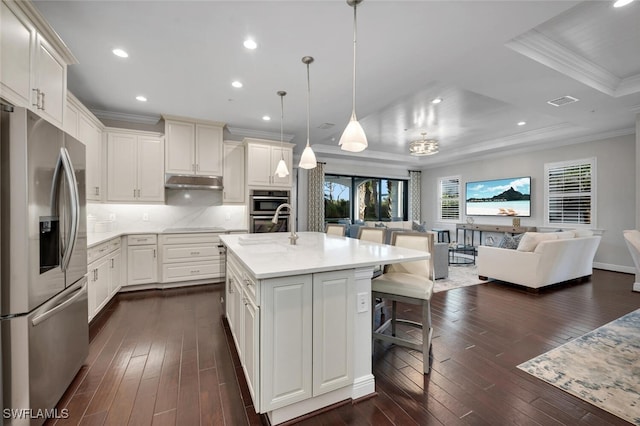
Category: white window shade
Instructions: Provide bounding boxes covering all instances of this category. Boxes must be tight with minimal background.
[545,159,595,226]
[439,176,460,221]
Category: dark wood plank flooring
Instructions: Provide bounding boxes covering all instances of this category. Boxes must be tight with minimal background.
[48,269,640,425]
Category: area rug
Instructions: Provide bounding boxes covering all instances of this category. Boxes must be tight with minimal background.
[517,309,640,425]
[434,265,484,292]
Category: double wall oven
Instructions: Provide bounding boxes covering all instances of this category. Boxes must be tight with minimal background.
[249,190,290,233]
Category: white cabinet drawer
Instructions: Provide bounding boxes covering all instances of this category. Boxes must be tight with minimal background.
[161,261,223,283]
[161,244,221,263]
[87,237,120,264]
[159,233,220,245]
[228,253,258,305]
[128,234,157,245]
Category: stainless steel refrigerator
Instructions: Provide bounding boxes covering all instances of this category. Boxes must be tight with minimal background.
[1,102,88,425]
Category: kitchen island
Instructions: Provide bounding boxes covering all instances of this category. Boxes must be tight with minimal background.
[219,231,429,425]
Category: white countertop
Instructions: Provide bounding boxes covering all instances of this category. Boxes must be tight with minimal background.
[87,228,248,248]
[219,232,429,279]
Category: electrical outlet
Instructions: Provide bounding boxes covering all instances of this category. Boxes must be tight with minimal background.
[142,213,149,221]
[108,213,116,221]
[357,292,368,313]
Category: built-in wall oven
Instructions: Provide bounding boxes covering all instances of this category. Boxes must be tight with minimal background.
[249,190,290,233]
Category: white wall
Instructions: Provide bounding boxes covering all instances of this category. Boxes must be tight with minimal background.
[421,134,636,272]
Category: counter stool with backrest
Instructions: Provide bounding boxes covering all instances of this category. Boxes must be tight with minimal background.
[372,231,434,374]
[325,224,347,236]
[357,226,386,244]
[357,227,387,278]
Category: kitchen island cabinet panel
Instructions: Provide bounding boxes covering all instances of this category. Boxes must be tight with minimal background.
[260,274,313,412]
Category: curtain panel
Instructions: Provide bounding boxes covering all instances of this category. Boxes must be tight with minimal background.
[307,162,325,232]
[409,170,422,222]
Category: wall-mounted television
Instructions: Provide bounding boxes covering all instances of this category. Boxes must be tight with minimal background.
[465,176,531,217]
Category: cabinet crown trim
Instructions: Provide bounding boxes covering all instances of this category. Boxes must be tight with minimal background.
[244,137,295,148]
[162,114,225,128]
[105,127,164,138]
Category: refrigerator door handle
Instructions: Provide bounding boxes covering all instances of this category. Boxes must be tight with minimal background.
[60,147,80,271]
[31,280,86,326]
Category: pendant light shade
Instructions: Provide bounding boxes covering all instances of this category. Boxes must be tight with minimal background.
[339,113,368,152]
[339,0,367,153]
[299,56,317,169]
[274,90,290,178]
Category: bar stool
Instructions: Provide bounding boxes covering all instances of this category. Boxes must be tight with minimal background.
[325,224,347,236]
[372,231,434,374]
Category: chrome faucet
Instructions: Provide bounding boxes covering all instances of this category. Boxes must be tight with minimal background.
[272,203,298,245]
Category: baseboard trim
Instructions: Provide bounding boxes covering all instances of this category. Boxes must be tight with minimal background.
[593,262,636,274]
[634,282,640,292]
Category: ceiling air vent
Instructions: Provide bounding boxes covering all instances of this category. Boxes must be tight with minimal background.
[547,95,579,107]
[317,122,335,129]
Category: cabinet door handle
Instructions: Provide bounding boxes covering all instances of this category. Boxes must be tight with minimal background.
[32,89,41,108]
[95,269,99,280]
[40,92,46,110]
[153,249,156,258]
[190,251,200,255]
[190,270,200,274]
[111,258,114,268]
[95,186,100,196]
[133,189,136,198]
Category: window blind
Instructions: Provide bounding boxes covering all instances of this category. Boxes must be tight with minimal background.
[546,159,594,225]
[439,176,460,221]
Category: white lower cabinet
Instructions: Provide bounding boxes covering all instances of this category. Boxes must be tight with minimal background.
[126,234,158,286]
[159,233,225,283]
[225,254,355,415]
[87,237,122,321]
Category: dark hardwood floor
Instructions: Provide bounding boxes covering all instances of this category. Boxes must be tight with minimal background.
[48,269,639,425]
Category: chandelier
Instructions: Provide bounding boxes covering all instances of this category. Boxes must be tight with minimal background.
[409,132,439,156]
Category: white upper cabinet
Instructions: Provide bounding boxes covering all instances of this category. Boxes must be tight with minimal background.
[66,92,105,201]
[164,116,224,177]
[0,0,76,128]
[245,138,294,189]
[1,1,34,106]
[106,128,164,203]
[223,141,245,204]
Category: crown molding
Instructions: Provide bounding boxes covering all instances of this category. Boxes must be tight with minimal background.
[506,30,618,96]
[506,29,639,98]
[226,126,294,142]
[91,109,161,125]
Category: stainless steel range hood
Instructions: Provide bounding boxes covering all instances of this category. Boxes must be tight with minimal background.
[165,173,223,190]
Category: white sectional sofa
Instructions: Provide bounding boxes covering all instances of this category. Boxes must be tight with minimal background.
[477,231,601,289]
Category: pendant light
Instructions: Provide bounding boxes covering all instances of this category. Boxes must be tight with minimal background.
[274,90,290,178]
[339,0,368,153]
[299,56,318,169]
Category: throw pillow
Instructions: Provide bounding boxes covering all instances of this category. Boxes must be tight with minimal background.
[497,233,523,249]
[517,232,558,252]
[573,229,594,237]
[555,231,575,239]
[411,220,427,232]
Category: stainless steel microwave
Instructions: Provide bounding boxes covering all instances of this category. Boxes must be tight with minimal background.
[249,190,290,215]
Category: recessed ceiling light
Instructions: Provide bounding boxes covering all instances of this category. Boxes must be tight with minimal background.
[136,95,147,102]
[243,39,258,50]
[231,81,243,88]
[262,115,271,121]
[112,48,128,58]
[517,121,526,126]
[431,98,443,104]
[613,0,634,7]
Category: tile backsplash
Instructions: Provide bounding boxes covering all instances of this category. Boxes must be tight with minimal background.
[87,190,246,233]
